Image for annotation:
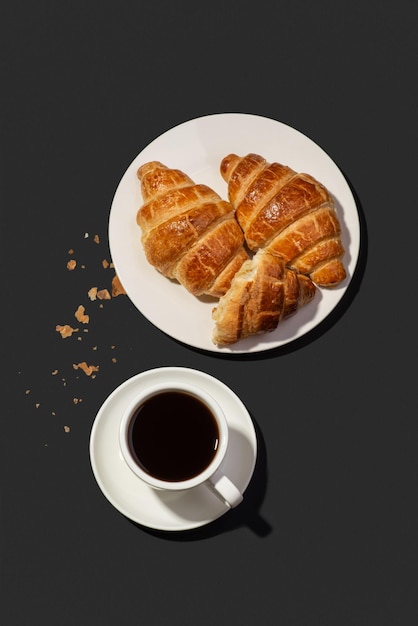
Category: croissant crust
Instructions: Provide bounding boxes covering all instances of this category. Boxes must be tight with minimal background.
[212,249,316,346]
[136,161,250,297]
[220,153,346,287]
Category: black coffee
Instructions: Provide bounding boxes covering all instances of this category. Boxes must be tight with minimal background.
[128,391,220,482]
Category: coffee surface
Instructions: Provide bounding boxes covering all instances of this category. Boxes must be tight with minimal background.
[128,391,220,482]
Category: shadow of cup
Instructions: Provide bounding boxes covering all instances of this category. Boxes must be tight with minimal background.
[136,414,270,540]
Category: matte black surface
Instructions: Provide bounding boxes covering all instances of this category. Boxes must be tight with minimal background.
[2,2,417,624]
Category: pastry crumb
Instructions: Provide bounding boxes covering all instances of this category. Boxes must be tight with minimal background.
[38,231,129,433]
[88,287,98,301]
[56,324,79,338]
[73,362,99,376]
[112,274,126,297]
[97,289,111,300]
[75,305,89,324]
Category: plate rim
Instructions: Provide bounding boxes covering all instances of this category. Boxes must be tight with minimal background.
[108,112,361,354]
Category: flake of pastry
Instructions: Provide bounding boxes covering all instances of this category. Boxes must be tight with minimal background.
[88,287,98,301]
[97,289,111,300]
[111,274,126,297]
[72,362,99,376]
[56,324,79,338]
[75,305,89,324]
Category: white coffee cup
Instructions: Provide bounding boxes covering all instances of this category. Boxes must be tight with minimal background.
[119,381,243,508]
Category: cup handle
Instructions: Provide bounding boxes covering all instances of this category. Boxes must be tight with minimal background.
[207,468,243,509]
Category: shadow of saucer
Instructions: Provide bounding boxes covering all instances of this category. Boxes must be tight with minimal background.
[127,415,270,540]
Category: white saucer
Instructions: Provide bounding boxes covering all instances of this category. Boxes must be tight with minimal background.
[89,367,257,531]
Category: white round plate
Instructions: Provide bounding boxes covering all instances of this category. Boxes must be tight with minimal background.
[109,113,361,353]
[89,367,257,531]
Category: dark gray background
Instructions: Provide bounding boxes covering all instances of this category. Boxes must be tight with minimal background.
[2,1,417,624]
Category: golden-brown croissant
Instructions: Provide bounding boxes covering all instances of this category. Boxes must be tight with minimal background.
[220,153,346,287]
[212,248,316,346]
[136,161,250,297]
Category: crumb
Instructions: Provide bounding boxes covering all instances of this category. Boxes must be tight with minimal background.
[25,389,30,394]
[97,289,111,300]
[88,287,98,301]
[92,346,97,350]
[102,259,109,268]
[67,259,77,271]
[94,234,100,244]
[56,324,79,338]
[84,233,89,238]
[36,403,40,408]
[68,249,74,255]
[73,362,99,376]
[73,398,82,404]
[111,274,126,297]
[64,426,70,433]
[75,305,89,324]
[111,357,117,363]
[52,370,58,375]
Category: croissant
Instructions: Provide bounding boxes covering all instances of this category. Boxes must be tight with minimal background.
[212,248,316,346]
[220,153,346,287]
[136,161,250,297]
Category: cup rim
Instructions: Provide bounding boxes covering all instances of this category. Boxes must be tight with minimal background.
[119,381,229,491]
